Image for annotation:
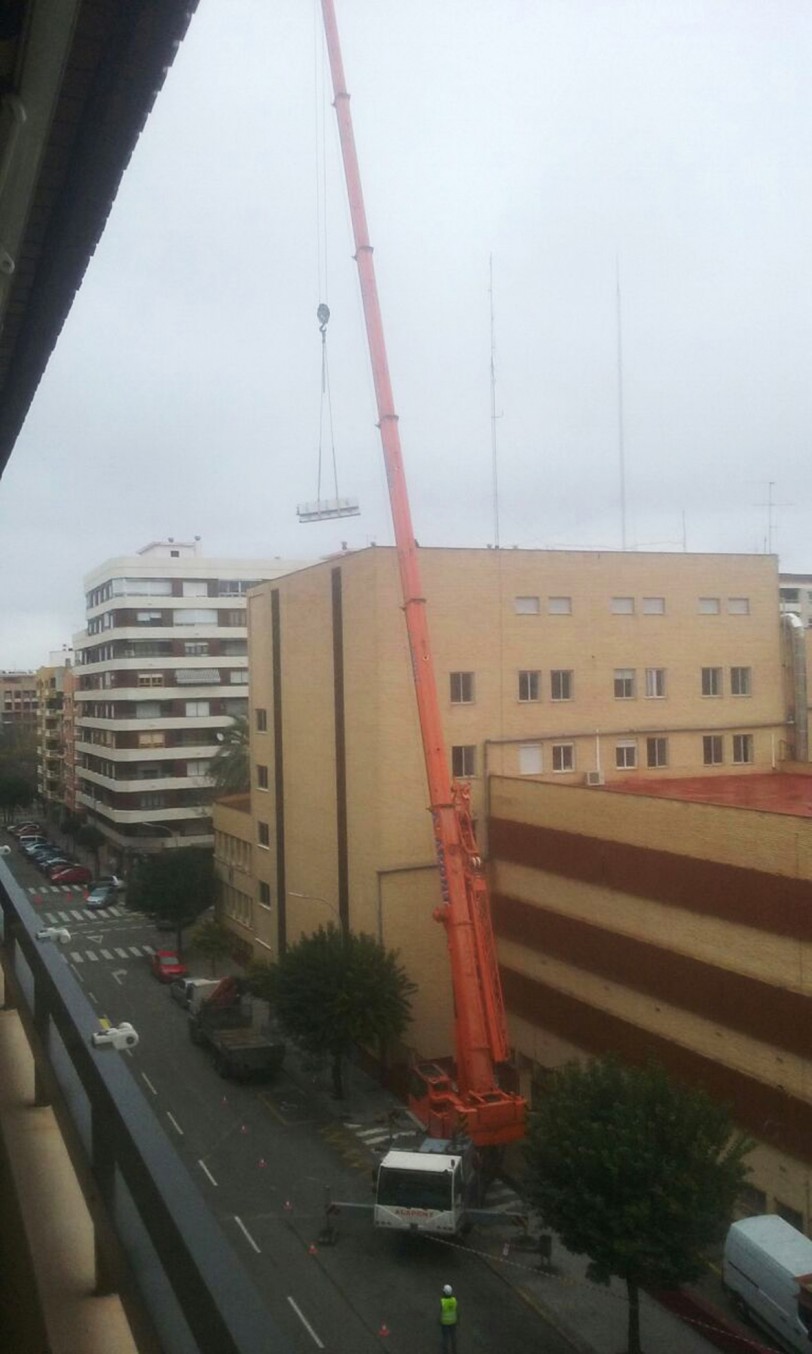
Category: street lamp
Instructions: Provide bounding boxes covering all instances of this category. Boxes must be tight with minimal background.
[287,890,338,920]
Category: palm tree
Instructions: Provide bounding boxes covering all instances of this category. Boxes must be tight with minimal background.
[210,715,250,794]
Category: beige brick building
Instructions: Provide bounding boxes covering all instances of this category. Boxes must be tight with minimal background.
[489,772,812,1231]
[212,546,798,1054]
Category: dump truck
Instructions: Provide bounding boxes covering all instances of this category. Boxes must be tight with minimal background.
[188,975,285,1081]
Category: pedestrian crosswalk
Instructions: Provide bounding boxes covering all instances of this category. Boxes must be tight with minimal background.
[68,944,155,964]
[42,904,128,923]
[38,905,155,967]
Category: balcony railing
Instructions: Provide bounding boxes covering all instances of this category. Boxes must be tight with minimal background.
[0,863,291,1354]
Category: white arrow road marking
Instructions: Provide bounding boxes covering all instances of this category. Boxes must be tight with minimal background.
[85,933,104,944]
[111,969,127,986]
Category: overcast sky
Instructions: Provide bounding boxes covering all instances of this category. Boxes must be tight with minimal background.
[0,0,810,668]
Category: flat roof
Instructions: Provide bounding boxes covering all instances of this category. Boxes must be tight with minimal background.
[607,772,812,818]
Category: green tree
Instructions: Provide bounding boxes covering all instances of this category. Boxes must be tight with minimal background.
[209,715,250,794]
[524,1057,751,1354]
[127,847,216,952]
[76,822,106,875]
[251,925,416,1098]
[190,916,232,975]
[0,772,35,822]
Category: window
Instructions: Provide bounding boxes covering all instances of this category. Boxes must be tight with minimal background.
[224,610,244,626]
[187,760,211,778]
[229,670,249,684]
[698,597,720,614]
[135,701,161,719]
[727,597,750,615]
[614,668,635,699]
[701,667,722,697]
[258,881,272,908]
[452,745,476,777]
[514,596,540,615]
[518,670,540,702]
[182,580,209,597]
[518,744,542,775]
[184,641,210,656]
[257,821,270,847]
[781,588,800,603]
[733,733,753,764]
[176,608,217,625]
[185,700,210,717]
[550,669,573,701]
[255,708,268,732]
[136,611,163,625]
[642,596,665,615]
[137,731,165,747]
[731,666,751,696]
[646,737,668,768]
[552,743,574,773]
[615,741,637,769]
[137,673,163,687]
[176,668,220,685]
[548,596,572,615]
[450,672,475,704]
[703,735,723,765]
[645,668,666,698]
[257,764,269,789]
[611,597,634,614]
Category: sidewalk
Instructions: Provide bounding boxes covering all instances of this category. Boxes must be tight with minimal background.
[276,1046,741,1354]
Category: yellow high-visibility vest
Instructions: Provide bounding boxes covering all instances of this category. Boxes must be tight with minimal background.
[440,1296,458,1325]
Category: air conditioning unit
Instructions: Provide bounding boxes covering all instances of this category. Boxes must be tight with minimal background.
[585,771,605,787]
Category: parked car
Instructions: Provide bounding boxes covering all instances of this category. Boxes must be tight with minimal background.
[88,874,125,892]
[150,950,188,983]
[10,822,41,836]
[21,838,50,853]
[37,855,74,873]
[85,884,118,910]
[49,865,92,885]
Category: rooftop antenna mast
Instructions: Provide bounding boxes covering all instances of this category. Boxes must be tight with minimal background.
[490,254,501,550]
[616,258,627,550]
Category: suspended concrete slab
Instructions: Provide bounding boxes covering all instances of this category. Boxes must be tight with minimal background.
[297,497,360,522]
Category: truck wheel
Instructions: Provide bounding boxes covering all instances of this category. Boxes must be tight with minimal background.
[733,1296,750,1322]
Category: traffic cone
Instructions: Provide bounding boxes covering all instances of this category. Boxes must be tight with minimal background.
[258,1158,267,1169]
[240,1124,248,1134]
[308,1243,318,1256]
[283,1200,293,1213]
[377,1322,391,1338]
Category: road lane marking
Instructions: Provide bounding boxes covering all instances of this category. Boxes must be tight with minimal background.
[198,1160,218,1187]
[115,948,128,958]
[111,969,127,986]
[141,1073,157,1096]
[87,952,99,962]
[100,949,113,959]
[234,1216,260,1253]
[128,947,142,957]
[70,952,83,963]
[286,1297,325,1349]
[166,1111,184,1137]
[70,910,84,920]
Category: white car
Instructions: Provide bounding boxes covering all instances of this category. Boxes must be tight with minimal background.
[89,874,125,892]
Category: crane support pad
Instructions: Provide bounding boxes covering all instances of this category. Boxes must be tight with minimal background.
[297,498,360,521]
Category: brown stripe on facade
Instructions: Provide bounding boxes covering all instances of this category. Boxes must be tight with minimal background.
[493,893,812,1060]
[331,567,349,933]
[490,817,812,939]
[502,966,812,1165]
[271,589,286,953]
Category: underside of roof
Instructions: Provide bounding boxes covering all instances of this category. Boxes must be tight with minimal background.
[0,0,199,479]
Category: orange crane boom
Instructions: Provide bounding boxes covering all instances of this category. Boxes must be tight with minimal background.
[320,0,525,1149]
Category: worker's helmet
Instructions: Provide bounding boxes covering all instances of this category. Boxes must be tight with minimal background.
[443,1285,453,1296]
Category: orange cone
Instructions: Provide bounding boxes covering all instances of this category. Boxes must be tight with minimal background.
[308,1243,318,1256]
[378,1323,391,1338]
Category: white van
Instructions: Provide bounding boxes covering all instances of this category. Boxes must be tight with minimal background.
[723,1215,812,1352]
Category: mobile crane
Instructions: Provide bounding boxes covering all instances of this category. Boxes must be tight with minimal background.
[319,1,526,1235]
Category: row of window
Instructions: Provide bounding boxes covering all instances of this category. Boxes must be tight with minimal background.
[513,595,750,616]
[87,578,262,608]
[450,666,753,704]
[80,640,247,663]
[450,732,754,777]
[87,609,246,635]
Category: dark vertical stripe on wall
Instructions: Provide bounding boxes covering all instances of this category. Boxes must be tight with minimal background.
[332,568,349,932]
[271,589,286,953]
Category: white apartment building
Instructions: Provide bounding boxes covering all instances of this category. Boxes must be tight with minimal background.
[72,539,306,859]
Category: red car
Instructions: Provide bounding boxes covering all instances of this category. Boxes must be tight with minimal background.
[49,864,93,885]
[150,950,188,983]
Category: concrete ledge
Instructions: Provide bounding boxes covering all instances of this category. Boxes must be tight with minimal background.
[0,1003,138,1354]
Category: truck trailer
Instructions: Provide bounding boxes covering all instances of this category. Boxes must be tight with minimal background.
[188,976,285,1082]
[723,1214,812,1352]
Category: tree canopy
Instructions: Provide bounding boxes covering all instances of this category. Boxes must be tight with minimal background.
[250,925,416,1097]
[209,715,250,794]
[0,772,35,822]
[127,847,216,951]
[190,916,233,975]
[524,1056,751,1354]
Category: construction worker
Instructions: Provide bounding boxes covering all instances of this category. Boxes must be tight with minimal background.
[439,1283,459,1352]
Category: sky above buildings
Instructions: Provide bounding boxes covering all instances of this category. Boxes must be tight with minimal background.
[0,0,810,667]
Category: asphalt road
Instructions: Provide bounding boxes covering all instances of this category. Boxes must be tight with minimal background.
[9,837,577,1354]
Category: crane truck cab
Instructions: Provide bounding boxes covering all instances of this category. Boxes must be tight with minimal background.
[374,1137,477,1236]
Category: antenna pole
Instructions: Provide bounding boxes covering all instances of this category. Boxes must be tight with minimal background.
[616,259,627,550]
[489,255,500,550]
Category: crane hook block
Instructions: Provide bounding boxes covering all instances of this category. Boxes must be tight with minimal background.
[317,303,330,333]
